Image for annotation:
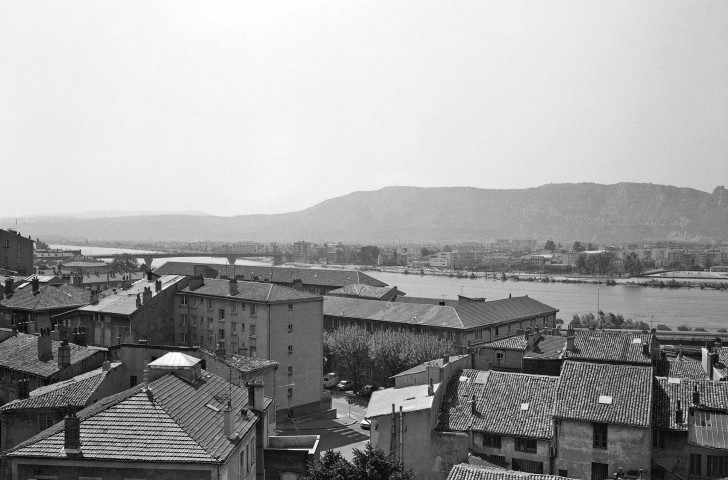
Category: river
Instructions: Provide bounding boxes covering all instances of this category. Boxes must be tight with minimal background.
[51,244,727,332]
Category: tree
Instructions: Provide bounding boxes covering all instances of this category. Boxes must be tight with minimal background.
[443,245,453,252]
[656,324,672,331]
[677,325,691,332]
[575,253,588,274]
[544,239,556,251]
[303,450,353,480]
[324,326,370,390]
[351,443,414,480]
[110,253,140,272]
[718,328,727,333]
[587,243,594,251]
[623,252,643,277]
[358,246,381,265]
[420,247,437,258]
[573,241,586,252]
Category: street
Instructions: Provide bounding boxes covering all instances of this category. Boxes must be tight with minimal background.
[276,390,371,461]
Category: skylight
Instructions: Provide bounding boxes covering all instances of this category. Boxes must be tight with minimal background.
[668,378,681,384]
[520,403,529,411]
[598,395,613,405]
[632,338,642,344]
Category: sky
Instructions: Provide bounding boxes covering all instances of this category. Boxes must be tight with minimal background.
[2,0,727,217]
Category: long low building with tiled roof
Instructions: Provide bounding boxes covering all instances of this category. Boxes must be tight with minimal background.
[154,260,388,295]
[324,295,559,351]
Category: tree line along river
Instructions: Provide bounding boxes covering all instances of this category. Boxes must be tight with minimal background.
[52,245,728,333]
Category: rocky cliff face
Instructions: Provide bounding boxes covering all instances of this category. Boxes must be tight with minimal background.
[6,183,728,243]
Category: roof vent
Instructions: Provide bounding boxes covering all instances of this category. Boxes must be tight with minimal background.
[598,395,613,405]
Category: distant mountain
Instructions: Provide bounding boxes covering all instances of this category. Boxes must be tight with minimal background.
[4,183,728,244]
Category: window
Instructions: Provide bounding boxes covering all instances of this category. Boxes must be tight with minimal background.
[288,303,293,310]
[218,308,225,320]
[231,322,237,335]
[240,448,246,476]
[288,345,293,354]
[208,318,214,330]
[288,387,293,397]
[558,470,568,478]
[514,437,537,454]
[130,376,138,387]
[219,329,225,340]
[592,462,609,480]
[250,325,256,337]
[180,314,188,325]
[288,366,293,375]
[251,435,256,468]
[593,423,608,449]
[241,302,246,310]
[250,346,256,356]
[249,304,257,316]
[209,337,215,348]
[474,432,501,449]
[494,326,499,336]
[207,298,213,309]
[38,413,54,431]
[231,302,237,312]
[512,458,543,474]
[180,295,188,305]
[241,323,246,333]
[191,315,197,326]
[366,322,373,332]
[180,333,188,344]
[496,351,504,365]
[652,429,665,449]
[707,455,728,478]
[288,324,293,333]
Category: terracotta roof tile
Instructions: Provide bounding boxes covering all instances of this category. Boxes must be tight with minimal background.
[0,333,105,379]
[447,464,574,480]
[181,278,321,303]
[199,348,278,374]
[328,284,401,300]
[654,357,708,380]
[553,362,653,427]
[652,377,728,431]
[562,330,653,365]
[436,369,558,439]
[0,284,90,311]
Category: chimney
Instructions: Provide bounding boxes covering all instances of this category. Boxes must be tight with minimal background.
[675,399,684,424]
[566,326,575,352]
[224,401,234,438]
[155,280,162,293]
[16,378,29,399]
[229,278,238,295]
[147,270,153,282]
[31,277,40,294]
[428,378,434,396]
[247,381,265,411]
[37,328,52,361]
[642,343,649,356]
[142,287,152,304]
[526,329,534,351]
[692,385,700,405]
[471,395,477,415]
[216,340,226,358]
[58,338,71,369]
[136,293,141,308]
[64,410,82,454]
[3,277,12,296]
[716,337,723,349]
[102,360,111,371]
[189,275,204,291]
[90,289,99,305]
[442,355,449,365]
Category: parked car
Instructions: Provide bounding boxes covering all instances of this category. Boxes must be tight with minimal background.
[357,385,375,397]
[336,380,353,391]
[323,372,340,388]
[360,417,371,430]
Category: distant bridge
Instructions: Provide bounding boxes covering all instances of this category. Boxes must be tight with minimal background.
[88,252,284,270]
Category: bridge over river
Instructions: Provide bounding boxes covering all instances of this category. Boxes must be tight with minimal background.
[88,252,285,270]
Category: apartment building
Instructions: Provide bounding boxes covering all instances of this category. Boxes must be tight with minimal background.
[175,277,325,419]
[0,229,33,276]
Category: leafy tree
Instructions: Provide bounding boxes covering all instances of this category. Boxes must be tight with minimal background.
[656,324,672,331]
[677,325,691,332]
[324,326,370,390]
[623,252,643,277]
[573,241,586,252]
[544,239,556,251]
[303,450,353,480]
[420,247,437,258]
[443,245,453,252]
[110,253,140,272]
[368,330,409,382]
[575,253,588,274]
[695,327,707,332]
[358,246,381,265]
[351,443,414,480]
[587,243,594,251]
[718,328,727,333]
[570,314,582,327]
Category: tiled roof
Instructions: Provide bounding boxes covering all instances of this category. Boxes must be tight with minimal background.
[453,297,558,329]
[522,336,567,360]
[154,261,388,288]
[447,464,572,480]
[0,333,105,379]
[79,275,186,315]
[562,330,653,365]
[181,278,321,303]
[652,377,728,431]
[0,363,121,412]
[479,336,529,351]
[199,348,279,374]
[654,357,708,380]
[327,284,401,300]
[436,369,558,439]
[324,296,557,330]
[0,283,90,312]
[716,347,728,378]
[8,369,270,464]
[395,296,459,306]
[391,355,470,378]
[553,361,653,427]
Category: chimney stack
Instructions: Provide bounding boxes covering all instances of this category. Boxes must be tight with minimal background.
[58,337,71,369]
[64,409,82,454]
[3,277,13,296]
[224,401,234,438]
[136,293,141,308]
[442,355,449,365]
[147,270,153,282]
[566,326,575,352]
[229,278,238,295]
[155,280,162,293]
[142,287,152,304]
[642,343,650,356]
[471,395,477,415]
[102,360,111,371]
[90,289,99,305]
[525,329,534,351]
[692,385,700,405]
[37,328,52,361]
[716,337,723,349]
[31,277,40,294]
[247,381,265,411]
[428,378,434,396]
[675,399,684,424]
[189,275,204,291]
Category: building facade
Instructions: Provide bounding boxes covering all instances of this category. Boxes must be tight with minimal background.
[0,230,33,276]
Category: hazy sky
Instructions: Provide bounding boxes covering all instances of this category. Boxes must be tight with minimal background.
[2,0,727,217]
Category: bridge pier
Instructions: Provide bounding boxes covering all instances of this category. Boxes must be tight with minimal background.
[226,255,239,278]
[143,256,154,272]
